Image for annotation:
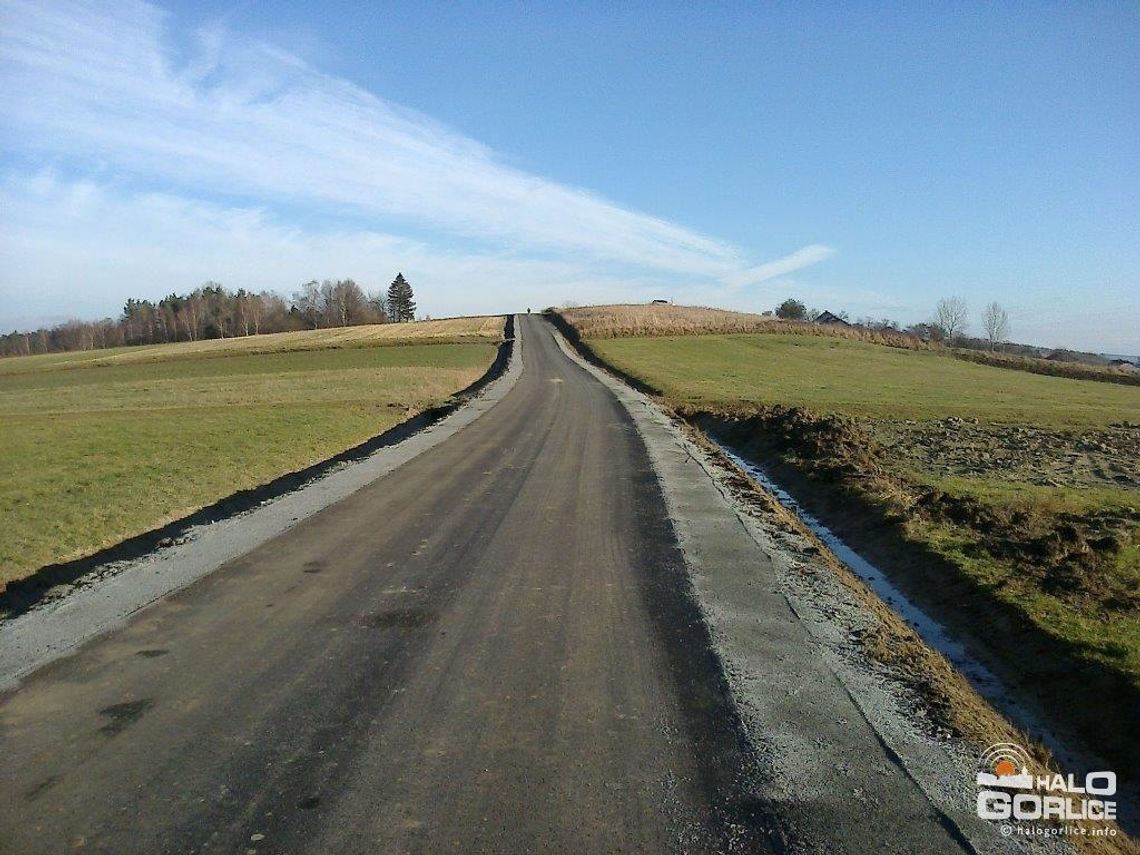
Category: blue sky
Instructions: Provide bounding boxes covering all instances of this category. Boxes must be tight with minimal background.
[1,1,1137,351]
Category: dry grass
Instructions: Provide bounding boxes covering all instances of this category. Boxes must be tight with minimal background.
[556,304,929,349]
[556,304,782,339]
[0,316,506,376]
[953,348,1140,387]
[557,305,1140,387]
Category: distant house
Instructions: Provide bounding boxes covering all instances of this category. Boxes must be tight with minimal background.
[813,310,850,326]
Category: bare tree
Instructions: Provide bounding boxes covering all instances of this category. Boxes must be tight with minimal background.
[1,277,395,356]
[330,279,370,326]
[934,297,969,344]
[293,281,324,328]
[248,292,267,335]
[981,302,1010,350]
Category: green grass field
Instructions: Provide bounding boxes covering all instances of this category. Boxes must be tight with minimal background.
[574,319,1140,769]
[0,321,501,589]
[590,333,1139,426]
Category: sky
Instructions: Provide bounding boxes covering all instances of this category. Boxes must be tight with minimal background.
[0,1,1137,352]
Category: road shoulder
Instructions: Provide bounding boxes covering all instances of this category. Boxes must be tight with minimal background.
[0,318,524,691]
[548,320,1038,854]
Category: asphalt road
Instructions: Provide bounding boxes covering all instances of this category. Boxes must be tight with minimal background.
[0,316,773,854]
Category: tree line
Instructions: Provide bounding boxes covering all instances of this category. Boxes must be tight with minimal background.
[771,294,1121,365]
[1,274,418,357]
[774,295,1012,350]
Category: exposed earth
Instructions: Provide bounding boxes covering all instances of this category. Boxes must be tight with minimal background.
[870,418,1140,489]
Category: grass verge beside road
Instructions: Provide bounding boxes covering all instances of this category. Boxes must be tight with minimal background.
[582,331,1138,424]
[0,319,503,590]
[554,307,1140,785]
[556,303,1140,385]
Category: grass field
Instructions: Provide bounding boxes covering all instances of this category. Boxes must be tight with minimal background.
[0,318,502,589]
[559,306,1140,778]
[558,303,1139,385]
[586,332,1139,647]
[0,315,505,376]
[589,333,1139,425]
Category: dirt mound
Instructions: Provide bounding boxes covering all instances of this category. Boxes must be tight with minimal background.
[872,418,1140,489]
[911,485,1139,609]
[693,405,1139,613]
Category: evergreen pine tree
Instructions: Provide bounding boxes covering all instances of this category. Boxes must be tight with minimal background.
[386,273,416,322]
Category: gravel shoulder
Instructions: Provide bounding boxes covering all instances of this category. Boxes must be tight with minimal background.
[0,324,522,691]
[550,324,1067,854]
[0,314,769,854]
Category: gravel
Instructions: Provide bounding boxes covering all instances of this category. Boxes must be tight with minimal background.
[0,326,523,691]
[551,326,1068,854]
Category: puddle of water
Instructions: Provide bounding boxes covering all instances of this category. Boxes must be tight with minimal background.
[715,441,1080,769]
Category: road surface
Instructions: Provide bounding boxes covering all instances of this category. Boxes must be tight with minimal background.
[0,316,774,853]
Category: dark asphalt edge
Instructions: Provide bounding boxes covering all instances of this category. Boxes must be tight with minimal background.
[548,315,1140,847]
[544,317,796,852]
[0,318,516,619]
[542,310,662,397]
[545,318,1007,854]
[630,473,798,855]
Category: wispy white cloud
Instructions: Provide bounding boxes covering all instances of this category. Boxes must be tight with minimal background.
[724,245,837,289]
[0,0,835,323]
[0,171,669,325]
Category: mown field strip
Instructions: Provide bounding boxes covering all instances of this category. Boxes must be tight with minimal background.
[0,315,505,375]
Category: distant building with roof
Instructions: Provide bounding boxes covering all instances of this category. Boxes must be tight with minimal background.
[813,310,850,327]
